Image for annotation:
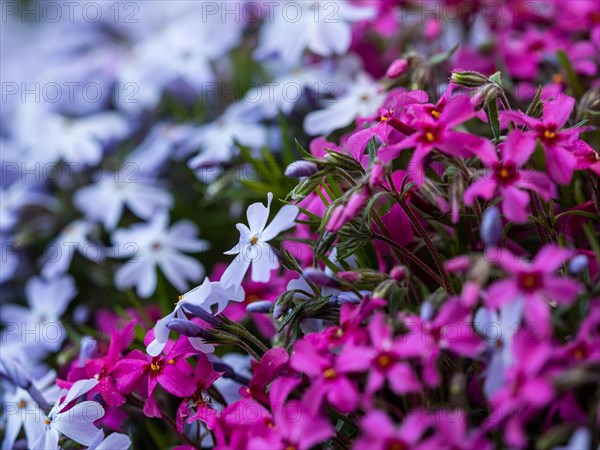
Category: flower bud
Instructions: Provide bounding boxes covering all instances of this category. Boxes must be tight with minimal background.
[476,83,501,107]
[337,271,360,283]
[450,70,489,88]
[180,302,223,327]
[420,301,435,321]
[480,206,503,247]
[166,319,208,338]
[333,292,363,305]
[284,161,319,178]
[303,268,340,288]
[568,254,588,275]
[390,265,407,281]
[326,205,346,233]
[246,300,273,313]
[386,58,409,79]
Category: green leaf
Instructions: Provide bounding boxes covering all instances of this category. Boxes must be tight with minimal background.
[525,85,543,118]
[428,43,459,66]
[556,50,584,99]
[486,100,500,141]
[367,137,377,167]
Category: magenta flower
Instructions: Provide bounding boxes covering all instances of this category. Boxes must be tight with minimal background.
[113,337,196,417]
[501,94,585,184]
[486,245,581,337]
[176,353,223,432]
[248,377,334,450]
[84,323,135,407]
[290,338,360,413]
[399,299,484,386]
[464,130,556,223]
[337,313,421,396]
[380,94,494,184]
[354,410,434,450]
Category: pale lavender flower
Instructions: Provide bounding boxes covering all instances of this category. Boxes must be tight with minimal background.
[256,0,375,65]
[146,278,244,356]
[0,181,53,232]
[221,193,299,287]
[184,102,268,172]
[0,276,77,358]
[41,220,103,279]
[87,429,131,450]
[74,171,173,230]
[304,73,385,135]
[1,371,59,450]
[112,211,207,298]
[33,379,104,450]
[474,298,524,397]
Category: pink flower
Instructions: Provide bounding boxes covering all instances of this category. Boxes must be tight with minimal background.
[464,130,556,223]
[337,313,421,396]
[381,94,494,184]
[354,410,433,450]
[290,339,360,413]
[486,245,581,337]
[113,337,196,417]
[83,323,135,407]
[399,299,484,386]
[501,94,585,184]
[176,353,223,432]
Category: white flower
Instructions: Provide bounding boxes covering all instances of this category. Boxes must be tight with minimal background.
[146,278,244,357]
[112,211,207,298]
[184,102,268,173]
[221,193,299,287]
[74,171,173,230]
[13,106,129,166]
[256,0,375,65]
[41,220,102,279]
[0,181,53,232]
[87,429,132,450]
[32,379,104,450]
[0,276,77,359]
[303,72,385,135]
[0,370,59,450]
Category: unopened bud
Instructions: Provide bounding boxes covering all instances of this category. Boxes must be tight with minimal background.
[166,319,208,338]
[333,292,363,305]
[568,254,588,275]
[477,83,501,107]
[285,161,319,178]
[480,206,502,247]
[303,268,340,288]
[450,70,489,88]
[246,300,273,313]
[337,271,360,283]
[420,301,435,321]
[390,266,407,281]
[181,302,223,327]
[386,58,410,79]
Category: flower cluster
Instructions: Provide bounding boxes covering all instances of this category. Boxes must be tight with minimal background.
[1,1,599,449]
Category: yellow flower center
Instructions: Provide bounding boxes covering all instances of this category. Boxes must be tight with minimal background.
[425,131,436,142]
[251,236,258,245]
[544,130,556,140]
[18,400,27,409]
[323,368,337,380]
[44,419,51,425]
[377,354,392,368]
[431,109,441,119]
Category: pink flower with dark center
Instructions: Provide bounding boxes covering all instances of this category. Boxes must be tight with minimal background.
[486,245,582,337]
[464,130,556,223]
[336,313,421,397]
[113,337,196,417]
[176,353,223,432]
[380,94,494,184]
[501,94,588,184]
[290,339,360,413]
